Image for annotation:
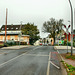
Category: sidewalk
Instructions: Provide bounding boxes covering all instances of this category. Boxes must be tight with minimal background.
[1,45,31,50]
[54,46,75,50]
[54,46,75,66]
[54,46,75,75]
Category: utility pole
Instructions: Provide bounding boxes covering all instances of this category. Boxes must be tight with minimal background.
[19,21,22,46]
[68,0,73,56]
[74,8,75,28]
[5,8,8,43]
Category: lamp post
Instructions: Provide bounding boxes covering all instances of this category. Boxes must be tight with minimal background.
[68,0,73,56]
[64,25,70,54]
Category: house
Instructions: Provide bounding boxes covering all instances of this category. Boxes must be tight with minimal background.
[64,33,75,41]
[0,24,30,44]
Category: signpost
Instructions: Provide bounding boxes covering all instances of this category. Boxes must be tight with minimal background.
[58,40,64,45]
[64,25,70,53]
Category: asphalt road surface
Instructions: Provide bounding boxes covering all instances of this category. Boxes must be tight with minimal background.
[0,46,62,75]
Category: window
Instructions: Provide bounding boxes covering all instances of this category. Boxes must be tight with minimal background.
[16,28,18,29]
[11,28,13,29]
[7,28,9,30]
[2,28,4,30]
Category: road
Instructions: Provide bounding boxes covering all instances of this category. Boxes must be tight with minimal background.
[0,46,62,75]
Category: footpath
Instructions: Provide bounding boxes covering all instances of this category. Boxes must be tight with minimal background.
[0,45,32,50]
[54,46,75,75]
[54,46,75,50]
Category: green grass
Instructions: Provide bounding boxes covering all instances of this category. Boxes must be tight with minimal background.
[66,63,75,75]
[0,44,4,47]
[66,55,75,60]
[68,72,75,75]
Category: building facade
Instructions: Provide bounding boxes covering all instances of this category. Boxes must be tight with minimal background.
[0,25,30,44]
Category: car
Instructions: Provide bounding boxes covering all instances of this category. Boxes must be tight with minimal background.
[40,43,42,45]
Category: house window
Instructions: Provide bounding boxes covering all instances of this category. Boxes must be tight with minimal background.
[11,28,13,29]
[7,28,9,30]
[2,28,4,30]
[16,28,18,29]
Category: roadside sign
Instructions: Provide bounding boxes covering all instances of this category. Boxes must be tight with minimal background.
[58,40,64,45]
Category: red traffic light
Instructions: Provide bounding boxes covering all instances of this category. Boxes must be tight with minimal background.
[64,25,66,28]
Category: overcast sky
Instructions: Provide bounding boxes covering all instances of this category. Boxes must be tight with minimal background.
[0,0,75,38]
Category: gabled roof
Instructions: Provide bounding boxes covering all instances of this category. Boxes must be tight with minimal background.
[1,25,25,31]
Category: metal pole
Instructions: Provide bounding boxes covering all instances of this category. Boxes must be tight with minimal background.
[5,8,8,43]
[67,29,68,53]
[68,0,73,56]
[74,8,75,28]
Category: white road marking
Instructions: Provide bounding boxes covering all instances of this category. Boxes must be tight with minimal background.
[50,61,60,69]
[0,46,42,67]
[57,50,64,60]
[47,52,51,75]
[0,52,28,67]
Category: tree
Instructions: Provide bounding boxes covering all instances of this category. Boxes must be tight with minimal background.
[22,23,40,45]
[42,18,64,43]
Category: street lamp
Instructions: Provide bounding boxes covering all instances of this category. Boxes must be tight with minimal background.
[68,0,73,56]
[64,25,70,54]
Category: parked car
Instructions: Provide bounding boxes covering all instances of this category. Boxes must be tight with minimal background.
[40,43,42,45]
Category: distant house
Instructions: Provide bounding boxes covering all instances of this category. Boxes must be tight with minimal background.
[56,29,66,40]
[0,24,29,44]
[64,33,75,41]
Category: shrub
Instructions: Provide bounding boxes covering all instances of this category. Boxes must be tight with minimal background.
[68,42,71,46]
[66,55,75,60]
[20,42,27,45]
[64,39,67,45]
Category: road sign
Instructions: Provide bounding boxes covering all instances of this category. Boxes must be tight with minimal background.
[58,40,64,45]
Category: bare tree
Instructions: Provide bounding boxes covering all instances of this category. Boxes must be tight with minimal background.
[42,18,64,43]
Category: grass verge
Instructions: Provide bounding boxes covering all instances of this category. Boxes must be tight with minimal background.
[66,63,75,75]
[65,55,75,60]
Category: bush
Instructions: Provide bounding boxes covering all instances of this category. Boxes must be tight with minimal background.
[63,39,71,46]
[66,63,75,72]
[4,43,9,47]
[73,41,75,47]
[54,44,58,46]
[64,39,67,45]
[66,55,75,60]
[20,42,27,45]
[68,42,71,46]
[0,44,4,48]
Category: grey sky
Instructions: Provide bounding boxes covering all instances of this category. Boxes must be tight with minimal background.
[0,0,75,38]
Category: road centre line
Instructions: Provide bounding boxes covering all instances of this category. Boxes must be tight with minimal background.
[47,52,51,75]
[0,46,42,67]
